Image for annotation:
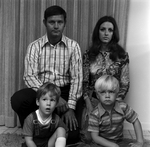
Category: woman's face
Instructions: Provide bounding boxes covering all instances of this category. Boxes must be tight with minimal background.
[99,22,114,44]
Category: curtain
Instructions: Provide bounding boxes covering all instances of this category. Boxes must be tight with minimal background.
[0,0,129,127]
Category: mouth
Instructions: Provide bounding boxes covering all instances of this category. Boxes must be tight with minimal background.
[45,108,51,112]
[104,100,112,103]
[103,37,109,40]
[53,30,60,34]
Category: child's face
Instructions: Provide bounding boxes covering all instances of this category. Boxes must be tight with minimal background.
[96,88,117,106]
[36,91,57,118]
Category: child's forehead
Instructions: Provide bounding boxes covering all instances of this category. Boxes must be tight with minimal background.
[98,86,114,91]
[43,91,56,97]
[97,84,116,90]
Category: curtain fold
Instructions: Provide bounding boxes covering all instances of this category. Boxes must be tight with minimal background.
[0,0,129,127]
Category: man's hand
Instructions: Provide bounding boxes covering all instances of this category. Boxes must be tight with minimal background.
[62,108,78,131]
[57,97,69,114]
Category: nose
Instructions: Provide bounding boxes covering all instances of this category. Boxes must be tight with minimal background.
[105,30,109,35]
[47,100,51,105]
[105,92,110,98]
[54,22,58,28]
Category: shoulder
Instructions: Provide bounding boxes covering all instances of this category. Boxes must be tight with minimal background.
[117,101,128,108]
[25,112,34,122]
[27,35,46,52]
[62,35,80,49]
[91,105,100,117]
[53,113,64,125]
[118,50,129,63]
[53,113,60,121]
[117,101,136,113]
[53,113,68,131]
[124,51,129,59]
[29,35,45,46]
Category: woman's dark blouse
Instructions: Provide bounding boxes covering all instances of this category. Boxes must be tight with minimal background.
[83,50,130,100]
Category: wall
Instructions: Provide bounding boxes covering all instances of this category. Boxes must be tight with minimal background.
[0,0,130,127]
[124,0,150,130]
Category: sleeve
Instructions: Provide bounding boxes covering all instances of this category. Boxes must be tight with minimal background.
[23,114,34,137]
[82,50,91,100]
[88,110,100,133]
[57,118,69,132]
[23,43,43,91]
[117,52,130,100]
[68,42,83,110]
[122,102,138,124]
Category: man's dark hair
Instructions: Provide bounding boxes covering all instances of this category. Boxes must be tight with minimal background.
[44,5,66,22]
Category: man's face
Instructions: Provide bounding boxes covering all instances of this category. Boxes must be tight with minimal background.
[44,15,66,40]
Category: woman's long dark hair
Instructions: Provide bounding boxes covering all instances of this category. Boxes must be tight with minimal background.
[88,16,126,62]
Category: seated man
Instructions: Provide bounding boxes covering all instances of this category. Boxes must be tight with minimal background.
[11,5,83,145]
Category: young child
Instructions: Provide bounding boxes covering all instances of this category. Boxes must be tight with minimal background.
[88,75,144,147]
[22,82,67,147]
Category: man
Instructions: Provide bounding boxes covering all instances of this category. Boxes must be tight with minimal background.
[11,5,83,145]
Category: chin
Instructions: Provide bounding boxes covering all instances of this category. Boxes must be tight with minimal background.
[102,41,110,43]
[103,101,114,105]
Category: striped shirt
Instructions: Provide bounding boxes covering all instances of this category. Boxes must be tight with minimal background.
[23,34,83,109]
[88,101,138,141]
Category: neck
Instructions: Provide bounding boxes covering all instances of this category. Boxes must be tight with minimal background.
[48,35,62,46]
[101,103,115,112]
[39,110,51,121]
[101,43,109,52]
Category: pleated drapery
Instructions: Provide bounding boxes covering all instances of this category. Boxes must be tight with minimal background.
[0,0,129,127]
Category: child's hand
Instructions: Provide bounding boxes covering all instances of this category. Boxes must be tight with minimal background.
[110,142,119,147]
[129,142,143,147]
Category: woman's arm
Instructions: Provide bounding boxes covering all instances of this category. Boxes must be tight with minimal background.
[117,53,130,100]
[85,96,93,116]
[83,51,90,100]
[83,51,94,114]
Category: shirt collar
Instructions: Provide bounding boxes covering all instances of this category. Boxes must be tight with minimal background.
[41,34,67,47]
[98,101,124,117]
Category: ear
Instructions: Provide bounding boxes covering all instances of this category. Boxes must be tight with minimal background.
[36,99,39,106]
[95,92,100,99]
[43,19,46,27]
[55,101,59,108]
[64,21,66,27]
[96,92,98,98]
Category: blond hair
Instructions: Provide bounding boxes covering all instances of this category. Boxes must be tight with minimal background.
[95,75,119,93]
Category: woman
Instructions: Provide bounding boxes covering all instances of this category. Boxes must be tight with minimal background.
[80,16,130,143]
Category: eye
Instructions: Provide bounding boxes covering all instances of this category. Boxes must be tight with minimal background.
[109,90,115,94]
[42,98,46,101]
[58,20,64,24]
[108,28,113,32]
[100,28,105,32]
[51,98,56,102]
[100,91,106,94]
[48,20,55,25]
